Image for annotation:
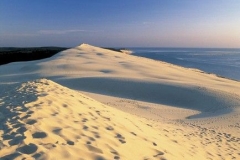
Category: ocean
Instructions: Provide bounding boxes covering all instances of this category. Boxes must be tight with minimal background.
[129,48,240,81]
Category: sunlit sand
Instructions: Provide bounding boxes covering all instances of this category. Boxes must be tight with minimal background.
[0,44,240,159]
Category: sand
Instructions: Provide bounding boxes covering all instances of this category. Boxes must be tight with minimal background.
[0,44,240,159]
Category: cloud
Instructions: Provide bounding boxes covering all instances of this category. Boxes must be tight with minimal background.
[1,29,103,38]
[39,29,100,35]
[1,33,38,37]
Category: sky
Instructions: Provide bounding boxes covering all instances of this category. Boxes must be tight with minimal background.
[0,0,240,48]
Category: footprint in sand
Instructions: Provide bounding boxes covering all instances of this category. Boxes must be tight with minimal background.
[106,126,114,131]
[82,118,88,122]
[12,123,23,128]
[83,125,89,130]
[40,143,56,149]
[92,126,98,130]
[89,137,95,141]
[8,135,25,146]
[153,151,164,157]
[152,150,166,160]
[52,128,62,134]
[86,144,103,154]
[67,140,74,145]
[62,104,68,108]
[32,151,46,159]
[26,119,37,125]
[114,155,120,160]
[16,126,27,133]
[17,143,38,154]
[115,133,126,144]
[130,132,137,136]
[153,142,157,146]
[110,150,120,160]
[32,132,47,138]
[20,114,31,120]
[94,134,101,139]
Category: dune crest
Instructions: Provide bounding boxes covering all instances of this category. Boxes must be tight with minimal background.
[78,43,91,48]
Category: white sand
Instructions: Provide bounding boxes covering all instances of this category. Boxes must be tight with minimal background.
[0,44,240,159]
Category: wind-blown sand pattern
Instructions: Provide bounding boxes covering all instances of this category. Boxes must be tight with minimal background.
[1,44,240,159]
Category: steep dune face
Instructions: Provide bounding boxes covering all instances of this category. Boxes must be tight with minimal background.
[0,79,175,160]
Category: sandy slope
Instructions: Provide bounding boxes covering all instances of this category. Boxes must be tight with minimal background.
[0,79,239,160]
[0,79,192,160]
[1,44,240,159]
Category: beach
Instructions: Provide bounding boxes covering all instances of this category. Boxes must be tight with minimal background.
[0,44,240,159]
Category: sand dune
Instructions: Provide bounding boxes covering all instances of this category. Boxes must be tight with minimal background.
[1,44,240,159]
[1,44,240,119]
[1,79,239,160]
[0,79,189,159]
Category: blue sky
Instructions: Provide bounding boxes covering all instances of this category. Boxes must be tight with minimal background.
[0,0,240,47]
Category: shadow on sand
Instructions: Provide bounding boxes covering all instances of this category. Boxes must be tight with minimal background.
[0,83,43,159]
[56,77,238,119]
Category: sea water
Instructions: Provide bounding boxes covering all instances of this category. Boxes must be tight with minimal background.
[130,48,240,81]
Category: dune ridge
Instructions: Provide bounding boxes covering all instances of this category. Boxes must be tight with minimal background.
[1,44,240,159]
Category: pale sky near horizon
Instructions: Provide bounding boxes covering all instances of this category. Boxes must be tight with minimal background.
[0,0,240,48]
